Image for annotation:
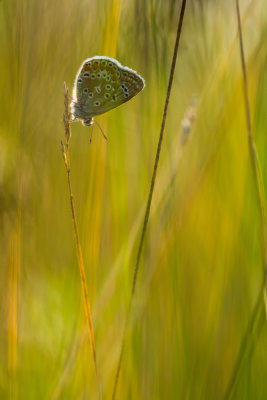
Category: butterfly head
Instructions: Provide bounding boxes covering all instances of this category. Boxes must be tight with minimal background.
[82,117,94,127]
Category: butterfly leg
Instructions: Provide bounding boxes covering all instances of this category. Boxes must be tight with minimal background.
[89,125,93,144]
[95,120,108,141]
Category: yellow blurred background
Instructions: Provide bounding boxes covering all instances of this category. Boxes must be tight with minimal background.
[1,0,267,398]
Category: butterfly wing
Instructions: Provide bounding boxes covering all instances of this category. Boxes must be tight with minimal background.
[72,56,145,120]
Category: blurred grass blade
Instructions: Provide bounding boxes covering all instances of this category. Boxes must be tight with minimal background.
[7,209,21,399]
[223,1,267,399]
[234,0,267,277]
[104,0,122,56]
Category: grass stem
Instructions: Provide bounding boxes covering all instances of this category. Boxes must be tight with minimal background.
[61,83,101,400]
[222,1,267,398]
[235,0,267,276]
[112,1,187,398]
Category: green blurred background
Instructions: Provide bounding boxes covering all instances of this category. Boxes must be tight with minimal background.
[1,0,267,398]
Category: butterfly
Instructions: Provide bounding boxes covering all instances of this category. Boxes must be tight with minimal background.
[70,56,145,127]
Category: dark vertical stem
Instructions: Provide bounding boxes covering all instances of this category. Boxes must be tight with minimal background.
[112,1,187,398]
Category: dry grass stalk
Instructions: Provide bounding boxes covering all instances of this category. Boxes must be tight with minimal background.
[61,83,101,399]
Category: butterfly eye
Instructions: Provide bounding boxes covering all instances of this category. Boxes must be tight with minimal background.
[105,84,111,90]
[83,72,90,78]
[91,73,96,79]
[112,95,117,102]
[94,101,100,106]
[124,93,129,98]
[83,88,88,94]
[88,92,94,98]
[101,60,107,66]
[97,73,101,78]
[104,93,110,99]
[106,76,111,82]
[77,79,82,83]
[108,62,113,67]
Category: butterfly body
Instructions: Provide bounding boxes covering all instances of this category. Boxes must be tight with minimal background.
[71,56,145,126]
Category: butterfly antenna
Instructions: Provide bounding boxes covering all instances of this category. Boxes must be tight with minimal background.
[95,120,108,141]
